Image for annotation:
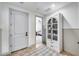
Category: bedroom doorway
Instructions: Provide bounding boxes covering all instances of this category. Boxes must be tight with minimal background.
[36,16,43,48]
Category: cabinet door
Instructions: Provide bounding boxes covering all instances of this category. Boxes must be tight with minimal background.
[47,14,62,53]
[53,14,62,52]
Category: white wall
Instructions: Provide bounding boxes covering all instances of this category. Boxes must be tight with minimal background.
[78,3,79,27]
[0,3,44,55]
[0,3,2,55]
[0,5,10,55]
[45,2,79,55]
[0,29,1,55]
[64,29,79,55]
[36,17,42,33]
[46,2,78,28]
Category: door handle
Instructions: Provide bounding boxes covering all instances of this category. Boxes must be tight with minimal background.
[77,42,79,44]
[26,32,28,36]
[36,32,37,36]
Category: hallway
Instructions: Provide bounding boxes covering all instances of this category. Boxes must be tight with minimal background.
[0,2,79,56]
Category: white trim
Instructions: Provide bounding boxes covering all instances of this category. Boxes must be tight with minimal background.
[63,28,79,29]
[9,8,29,52]
[35,16,43,46]
[1,52,10,56]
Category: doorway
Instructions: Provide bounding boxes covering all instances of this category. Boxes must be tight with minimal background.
[9,9,28,52]
[35,16,43,48]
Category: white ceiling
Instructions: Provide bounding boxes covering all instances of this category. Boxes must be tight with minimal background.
[6,2,71,15]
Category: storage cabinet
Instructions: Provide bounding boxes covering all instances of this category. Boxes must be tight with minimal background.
[47,13,63,53]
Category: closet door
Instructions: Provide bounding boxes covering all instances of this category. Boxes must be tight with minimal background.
[11,10,28,51]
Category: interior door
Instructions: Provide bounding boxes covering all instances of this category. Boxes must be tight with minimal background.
[36,17,43,48]
[10,10,28,51]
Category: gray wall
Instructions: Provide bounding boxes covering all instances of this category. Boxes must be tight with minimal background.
[42,17,46,45]
[62,3,79,55]
[64,29,79,55]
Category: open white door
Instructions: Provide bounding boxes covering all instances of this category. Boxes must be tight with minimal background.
[36,16,43,48]
[9,9,28,52]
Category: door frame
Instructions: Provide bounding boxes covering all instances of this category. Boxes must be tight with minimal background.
[0,29,2,55]
[35,15,43,46]
[9,8,29,53]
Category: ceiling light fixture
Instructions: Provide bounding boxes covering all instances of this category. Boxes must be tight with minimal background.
[51,4,55,8]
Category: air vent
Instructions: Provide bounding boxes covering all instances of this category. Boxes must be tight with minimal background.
[19,2,24,4]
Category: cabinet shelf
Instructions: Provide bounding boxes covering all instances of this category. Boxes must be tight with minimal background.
[53,34,57,36]
[52,29,58,30]
[48,33,51,35]
[53,23,57,24]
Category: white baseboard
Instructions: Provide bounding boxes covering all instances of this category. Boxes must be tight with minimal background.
[1,52,11,56]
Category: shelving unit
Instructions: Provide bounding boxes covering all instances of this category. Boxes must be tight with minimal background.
[47,17,58,41]
[47,13,63,53]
